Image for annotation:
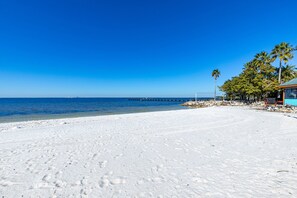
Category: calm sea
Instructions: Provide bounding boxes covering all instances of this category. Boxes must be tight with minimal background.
[0,98,202,123]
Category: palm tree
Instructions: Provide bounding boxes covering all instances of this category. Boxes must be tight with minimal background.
[271,42,294,83]
[281,65,297,82]
[255,52,272,65]
[212,69,221,101]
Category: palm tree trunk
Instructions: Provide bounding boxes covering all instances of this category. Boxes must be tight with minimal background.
[214,79,216,101]
[278,60,282,83]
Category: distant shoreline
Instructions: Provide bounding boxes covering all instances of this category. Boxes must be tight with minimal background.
[0,106,188,124]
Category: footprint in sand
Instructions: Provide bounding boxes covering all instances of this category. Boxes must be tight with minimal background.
[81,177,88,185]
[99,178,110,188]
[99,160,107,168]
[42,174,51,182]
[92,153,98,159]
[80,188,89,196]
[54,180,67,188]
[137,179,146,185]
[156,164,164,171]
[114,153,123,159]
[99,172,126,188]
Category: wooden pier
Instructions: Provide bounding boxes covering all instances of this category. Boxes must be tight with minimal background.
[128,98,195,102]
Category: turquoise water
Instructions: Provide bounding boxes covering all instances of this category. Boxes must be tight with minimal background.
[0,98,199,123]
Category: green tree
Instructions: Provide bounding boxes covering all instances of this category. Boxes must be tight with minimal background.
[253,52,278,98]
[271,42,294,83]
[220,79,236,100]
[220,52,278,101]
[220,42,296,102]
[220,79,232,99]
[281,65,297,82]
[212,69,221,101]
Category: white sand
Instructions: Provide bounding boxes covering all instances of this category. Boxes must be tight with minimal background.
[0,107,297,197]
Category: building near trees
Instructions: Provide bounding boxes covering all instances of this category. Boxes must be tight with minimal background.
[280,78,297,106]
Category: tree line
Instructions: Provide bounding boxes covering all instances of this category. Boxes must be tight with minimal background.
[219,42,297,101]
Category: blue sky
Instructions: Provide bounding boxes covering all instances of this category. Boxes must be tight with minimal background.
[1,0,297,97]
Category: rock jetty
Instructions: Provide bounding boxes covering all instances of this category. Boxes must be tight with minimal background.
[182,100,297,113]
[182,100,245,108]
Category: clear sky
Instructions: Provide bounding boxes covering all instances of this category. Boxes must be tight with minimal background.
[1,0,297,97]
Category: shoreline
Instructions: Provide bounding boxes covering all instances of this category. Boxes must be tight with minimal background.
[0,105,187,124]
[0,105,294,126]
[0,107,207,131]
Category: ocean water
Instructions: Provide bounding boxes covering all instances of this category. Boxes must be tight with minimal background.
[0,98,198,123]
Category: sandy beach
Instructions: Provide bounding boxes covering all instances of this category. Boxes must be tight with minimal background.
[0,106,297,197]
